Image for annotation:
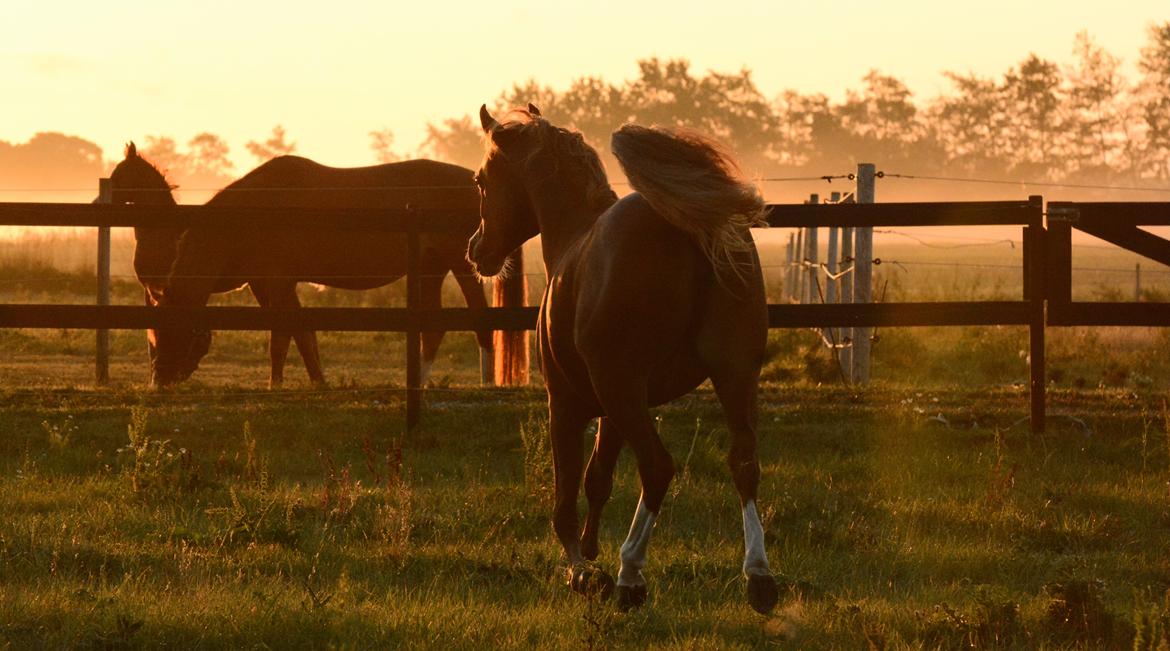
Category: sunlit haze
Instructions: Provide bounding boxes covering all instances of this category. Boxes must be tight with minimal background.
[3,0,1166,170]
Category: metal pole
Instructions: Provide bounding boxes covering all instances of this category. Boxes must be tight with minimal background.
[96,178,112,385]
[806,195,819,306]
[784,233,794,302]
[840,222,854,381]
[794,227,805,305]
[853,163,875,385]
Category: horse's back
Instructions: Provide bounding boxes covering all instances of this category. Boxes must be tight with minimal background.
[210,157,477,214]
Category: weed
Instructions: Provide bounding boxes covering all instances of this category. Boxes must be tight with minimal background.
[119,406,203,497]
[41,413,78,450]
[519,409,552,506]
[1133,589,1170,651]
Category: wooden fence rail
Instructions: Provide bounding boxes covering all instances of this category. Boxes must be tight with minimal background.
[0,193,1051,431]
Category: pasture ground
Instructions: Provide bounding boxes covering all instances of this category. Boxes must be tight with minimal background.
[2,383,1170,649]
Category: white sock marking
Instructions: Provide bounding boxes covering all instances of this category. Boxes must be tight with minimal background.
[742,500,771,577]
[618,498,657,587]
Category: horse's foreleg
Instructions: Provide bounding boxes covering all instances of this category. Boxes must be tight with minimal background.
[711,369,778,615]
[252,282,325,387]
[144,288,160,386]
[268,332,292,388]
[581,417,623,561]
[550,398,612,599]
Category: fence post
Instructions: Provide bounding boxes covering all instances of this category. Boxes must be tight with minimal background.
[1136,263,1142,301]
[840,220,854,381]
[806,194,819,305]
[794,227,805,304]
[783,233,793,302]
[405,207,422,431]
[1026,195,1046,434]
[96,178,112,385]
[853,163,875,385]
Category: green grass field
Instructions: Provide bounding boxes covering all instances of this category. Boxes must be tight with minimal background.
[3,232,1170,648]
[3,385,1170,649]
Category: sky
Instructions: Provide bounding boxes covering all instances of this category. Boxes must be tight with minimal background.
[2,0,1168,171]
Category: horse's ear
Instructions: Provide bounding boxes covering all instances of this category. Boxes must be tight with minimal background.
[479,104,499,133]
[126,142,137,158]
[527,103,541,117]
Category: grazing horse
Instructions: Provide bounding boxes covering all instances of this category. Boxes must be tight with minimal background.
[467,104,778,613]
[111,145,514,386]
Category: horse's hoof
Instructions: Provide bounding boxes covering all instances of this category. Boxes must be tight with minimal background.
[747,574,779,614]
[616,583,647,612]
[569,567,614,600]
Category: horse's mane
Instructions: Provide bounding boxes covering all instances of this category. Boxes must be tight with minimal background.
[118,143,178,191]
[485,110,617,214]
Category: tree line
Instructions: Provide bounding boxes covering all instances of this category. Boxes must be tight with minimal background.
[2,24,1167,203]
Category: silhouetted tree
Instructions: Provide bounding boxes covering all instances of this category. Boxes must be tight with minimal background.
[246,125,296,163]
[419,117,483,169]
[1000,54,1064,178]
[1136,21,1170,179]
[139,133,235,196]
[369,128,402,163]
[929,72,1009,176]
[1063,31,1129,179]
[0,132,104,201]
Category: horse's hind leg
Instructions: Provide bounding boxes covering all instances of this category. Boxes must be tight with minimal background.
[591,379,675,611]
[550,398,613,599]
[710,368,778,615]
[581,417,623,561]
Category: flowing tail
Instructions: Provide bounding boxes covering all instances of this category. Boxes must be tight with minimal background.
[493,249,529,386]
[610,124,766,286]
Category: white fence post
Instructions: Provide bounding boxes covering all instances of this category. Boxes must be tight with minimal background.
[806,194,819,305]
[853,163,875,385]
[96,178,112,385]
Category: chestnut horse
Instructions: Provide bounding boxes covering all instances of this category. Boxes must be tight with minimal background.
[467,105,778,613]
[111,145,513,386]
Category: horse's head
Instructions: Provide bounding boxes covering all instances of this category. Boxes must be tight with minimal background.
[110,142,177,206]
[149,287,212,387]
[151,322,211,387]
[466,104,543,278]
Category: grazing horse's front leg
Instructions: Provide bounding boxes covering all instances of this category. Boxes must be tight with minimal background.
[250,281,325,387]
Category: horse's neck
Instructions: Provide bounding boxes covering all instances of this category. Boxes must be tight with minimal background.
[534,189,616,274]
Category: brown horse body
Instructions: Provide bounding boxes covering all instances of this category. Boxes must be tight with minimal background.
[468,106,778,613]
[111,148,496,386]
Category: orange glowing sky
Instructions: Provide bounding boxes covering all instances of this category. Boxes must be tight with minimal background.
[3,0,1167,169]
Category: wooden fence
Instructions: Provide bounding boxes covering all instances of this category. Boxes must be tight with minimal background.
[0,188,1059,432]
[6,166,1170,433]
